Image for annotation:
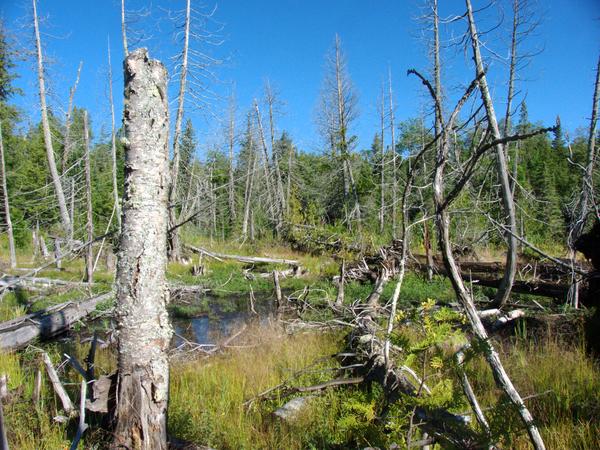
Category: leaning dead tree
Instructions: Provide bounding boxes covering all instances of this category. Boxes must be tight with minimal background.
[32,0,71,238]
[466,0,518,308]
[414,67,548,448]
[111,48,172,450]
[409,14,555,446]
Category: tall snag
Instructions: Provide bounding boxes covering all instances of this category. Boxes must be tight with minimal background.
[0,120,16,269]
[466,0,518,308]
[32,0,71,237]
[111,48,172,450]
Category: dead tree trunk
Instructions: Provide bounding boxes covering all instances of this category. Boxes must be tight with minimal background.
[388,67,397,237]
[167,0,191,262]
[33,0,71,238]
[265,81,287,218]
[569,55,600,249]
[504,0,519,196]
[107,38,122,232]
[61,61,82,174]
[254,100,279,231]
[379,83,386,234]
[286,136,293,217]
[83,111,94,286]
[0,120,16,269]
[242,119,256,241]
[111,48,172,450]
[466,0,518,308]
[121,0,128,56]
[227,94,237,222]
[426,67,546,450]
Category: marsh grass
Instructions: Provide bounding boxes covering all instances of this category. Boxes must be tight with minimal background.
[466,335,600,449]
[169,325,348,449]
[1,241,598,449]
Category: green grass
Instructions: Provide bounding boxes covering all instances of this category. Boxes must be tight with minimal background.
[1,238,598,449]
[466,335,600,449]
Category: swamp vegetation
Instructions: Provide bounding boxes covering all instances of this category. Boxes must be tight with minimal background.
[0,0,599,448]
[0,240,599,449]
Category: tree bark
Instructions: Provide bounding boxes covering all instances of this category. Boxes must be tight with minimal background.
[466,0,518,308]
[111,48,172,450]
[33,0,71,237]
[83,111,94,286]
[0,120,16,269]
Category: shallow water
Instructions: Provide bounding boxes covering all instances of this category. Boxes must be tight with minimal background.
[57,291,277,353]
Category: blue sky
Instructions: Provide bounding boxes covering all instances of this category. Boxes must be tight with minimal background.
[2,0,599,156]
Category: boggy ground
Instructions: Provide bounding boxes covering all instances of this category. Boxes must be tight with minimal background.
[0,239,598,449]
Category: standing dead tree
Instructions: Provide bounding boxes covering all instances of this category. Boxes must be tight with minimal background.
[465,0,518,308]
[378,82,386,234]
[241,113,257,241]
[265,81,287,220]
[61,61,82,174]
[167,0,191,261]
[502,0,540,197]
[32,0,71,238]
[409,60,553,450]
[388,67,398,237]
[227,91,237,222]
[82,111,93,286]
[254,99,279,231]
[569,55,600,251]
[107,38,122,232]
[318,35,361,229]
[0,120,16,269]
[111,48,172,450]
[166,1,223,259]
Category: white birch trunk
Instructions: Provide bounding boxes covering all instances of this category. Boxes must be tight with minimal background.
[111,48,172,450]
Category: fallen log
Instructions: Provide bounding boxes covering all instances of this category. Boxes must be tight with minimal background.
[185,245,299,266]
[42,351,75,416]
[0,292,113,351]
[0,275,93,290]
